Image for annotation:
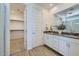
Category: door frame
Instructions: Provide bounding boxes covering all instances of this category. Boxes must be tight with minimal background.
[0,3,7,56]
[0,3,10,56]
[4,3,27,56]
[3,3,10,56]
[24,4,27,50]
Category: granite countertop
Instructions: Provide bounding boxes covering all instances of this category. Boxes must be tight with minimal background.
[43,31,79,39]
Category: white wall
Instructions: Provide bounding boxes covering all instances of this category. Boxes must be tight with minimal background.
[42,8,51,31]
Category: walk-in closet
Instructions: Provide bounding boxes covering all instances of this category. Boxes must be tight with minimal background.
[10,3,26,55]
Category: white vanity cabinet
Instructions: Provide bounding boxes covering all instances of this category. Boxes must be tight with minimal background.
[50,35,59,51]
[58,39,67,55]
[69,42,79,56]
[58,36,70,56]
[44,34,54,49]
[44,33,79,56]
[44,34,69,55]
[43,34,50,46]
[69,39,79,56]
[43,34,59,51]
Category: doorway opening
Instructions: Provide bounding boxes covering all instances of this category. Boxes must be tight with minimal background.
[10,3,26,55]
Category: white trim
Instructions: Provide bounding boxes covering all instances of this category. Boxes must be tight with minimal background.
[0,3,5,56]
[4,4,10,56]
[4,4,27,56]
[27,4,33,50]
[24,4,27,50]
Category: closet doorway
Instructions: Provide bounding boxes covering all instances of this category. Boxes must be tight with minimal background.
[10,3,26,55]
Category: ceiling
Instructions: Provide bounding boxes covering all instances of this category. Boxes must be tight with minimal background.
[37,3,60,9]
[10,3,60,14]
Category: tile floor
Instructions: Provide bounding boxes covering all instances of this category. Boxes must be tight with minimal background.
[11,45,61,56]
[10,38,61,56]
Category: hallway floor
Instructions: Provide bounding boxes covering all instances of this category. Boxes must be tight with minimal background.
[11,45,61,56]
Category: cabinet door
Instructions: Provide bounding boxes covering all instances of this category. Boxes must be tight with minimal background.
[44,35,59,51]
[43,34,48,44]
[47,35,55,48]
[69,42,79,56]
[50,36,59,51]
[44,34,52,47]
[58,38,69,56]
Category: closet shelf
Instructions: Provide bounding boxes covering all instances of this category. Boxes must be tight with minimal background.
[10,29,24,31]
[10,19,24,22]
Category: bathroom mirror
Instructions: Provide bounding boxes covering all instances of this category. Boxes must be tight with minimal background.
[55,4,79,33]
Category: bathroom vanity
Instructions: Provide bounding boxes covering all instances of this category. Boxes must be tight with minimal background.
[43,31,79,56]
